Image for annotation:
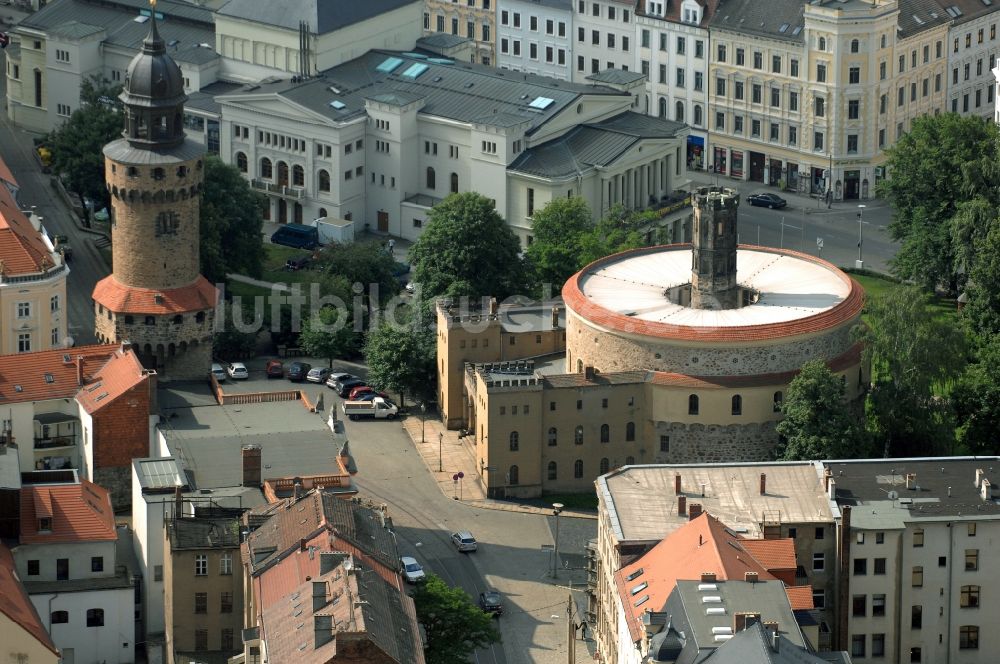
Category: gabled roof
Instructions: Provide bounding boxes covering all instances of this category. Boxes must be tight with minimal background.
[613,513,800,644]
[216,0,420,34]
[705,621,832,664]
[0,542,59,656]
[0,344,119,404]
[75,346,148,414]
[0,181,58,276]
[20,479,117,544]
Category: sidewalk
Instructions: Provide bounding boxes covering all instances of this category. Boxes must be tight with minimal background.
[400,415,596,519]
[686,170,890,215]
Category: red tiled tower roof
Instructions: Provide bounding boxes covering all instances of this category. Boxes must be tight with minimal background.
[92,275,218,315]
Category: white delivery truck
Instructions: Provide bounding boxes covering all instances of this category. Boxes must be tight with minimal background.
[342,397,398,421]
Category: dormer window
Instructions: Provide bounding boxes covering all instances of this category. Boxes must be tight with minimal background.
[38,518,52,532]
[681,0,701,24]
[646,0,664,15]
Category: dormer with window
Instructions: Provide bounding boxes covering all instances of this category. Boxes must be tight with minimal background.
[681,0,702,24]
[646,0,665,17]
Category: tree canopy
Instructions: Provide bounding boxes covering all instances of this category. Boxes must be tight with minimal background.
[409,192,526,301]
[952,336,1000,455]
[45,77,122,207]
[313,240,399,306]
[524,197,594,288]
[199,155,266,283]
[298,275,360,367]
[775,360,868,460]
[363,319,436,405]
[410,574,501,664]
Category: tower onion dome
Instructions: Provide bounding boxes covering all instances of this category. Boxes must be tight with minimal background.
[119,2,188,149]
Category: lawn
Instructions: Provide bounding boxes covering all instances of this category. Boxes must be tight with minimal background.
[847,269,959,324]
[261,243,321,285]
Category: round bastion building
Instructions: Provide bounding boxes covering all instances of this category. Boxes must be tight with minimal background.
[561,186,866,462]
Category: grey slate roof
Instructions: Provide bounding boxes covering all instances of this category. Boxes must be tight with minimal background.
[709,0,806,43]
[898,0,951,38]
[354,564,422,664]
[586,69,647,85]
[223,50,628,134]
[508,111,688,179]
[216,0,420,34]
[934,0,1000,26]
[185,81,244,115]
[47,20,105,40]
[416,33,471,50]
[705,622,836,664]
[167,517,241,550]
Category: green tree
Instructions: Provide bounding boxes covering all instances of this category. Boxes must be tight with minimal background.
[212,302,259,359]
[775,360,868,460]
[524,197,594,288]
[313,240,399,306]
[409,192,525,300]
[961,222,1000,342]
[577,210,648,266]
[411,575,500,664]
[854,287,966,456]
[876,113,999,290]
[200,155,265,284]
[952,336,1000,455]
[45,76,122,209]
[298,275,362,366]
[363,320,436,405]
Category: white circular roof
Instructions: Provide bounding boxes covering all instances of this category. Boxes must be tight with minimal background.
[577,247,852,328]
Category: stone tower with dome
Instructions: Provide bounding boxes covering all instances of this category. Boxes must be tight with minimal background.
[92,2,216,378]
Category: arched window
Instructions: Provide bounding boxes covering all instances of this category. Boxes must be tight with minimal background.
[293,164,305,187]
[626,455,635,465]
[577,359,584,373]
[51,611,69,624]
[195,312,206,323]
[625,422,635,442]
[547,427,558,446]
[675,100,685,122]
[318,169,330,192]
[818,36,826,51]
[600,457,610,474]
[658,97,667,118]
[450,172,459,193]
[731,394,742,416]
[319,208,327,218]
[260,158,273,179]
[236,152,248,173]
[688,394,699,415]
[693,104,703,126]
[773,391,783,412]
[509,465,519,485]
[152,167,165,180]
[172,315,183,325]
[277,161,289,186]
[426,167,436,189]
[850,39,860,53]
[574,459,584,478]
[600,424,610,443]
[547,461,557,480]
[509,431,519,451]
[574,426,584,444]
[86,608,104,627]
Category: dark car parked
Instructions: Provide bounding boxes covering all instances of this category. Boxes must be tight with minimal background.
[479,591,503,616]
[746,192,787,209]
[285,254,311,271]
[286,361,312,382]
[265,360,284,378]
[337,378,367,398]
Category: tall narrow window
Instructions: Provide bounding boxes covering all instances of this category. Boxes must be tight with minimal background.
[688,394,699,415]
[600,424,610,443]
[450,172,459,194]
[574,459,584,478]
[731,395,742,415]
[625,422,635,441]
[426,167,436,189]
[509,431,519,451]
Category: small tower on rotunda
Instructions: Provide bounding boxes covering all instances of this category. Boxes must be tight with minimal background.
[91,1,216,378]
[690,186,740,310]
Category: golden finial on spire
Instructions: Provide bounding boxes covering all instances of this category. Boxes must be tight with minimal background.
[150,0,157,7]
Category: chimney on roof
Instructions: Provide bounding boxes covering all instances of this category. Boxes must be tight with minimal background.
[173,486,183,518]
[241,445,262,488]
[823,467,832,492]
[689,503,703,520]
[678,495,687,516]
[981,479,992,502]
[759,473,767,495]
[120,340,132,354]
[312,580,328,612]
[314,613,333,649]
[551,306,560,329]
[489,297,498,315]
[975,468,985,488]
[745,572,759,584]
[76,355,85,386]
[906,473,917,490]
[319,551,340,576]
[734,612,761,633]
[771,630,781,653]
[675,473,682,495]
[700,572,716,583]
[293,477,303,501]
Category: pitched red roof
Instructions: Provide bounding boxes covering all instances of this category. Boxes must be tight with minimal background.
[0,178,57,276]
[92,275,218,315]
[613,513,802,644]
[0,344,119,403]
[76,347,149,414]
[785,585,815,612]
[0,154,17,189]
[0,541,59,656]
[20,480,117,544]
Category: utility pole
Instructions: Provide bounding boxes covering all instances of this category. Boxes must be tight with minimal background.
[552,502,564,578]
[567,594,576,664]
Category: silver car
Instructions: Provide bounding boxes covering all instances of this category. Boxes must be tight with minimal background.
[451,531,478,552]
[400,556,426,583]
[210,363,226,382]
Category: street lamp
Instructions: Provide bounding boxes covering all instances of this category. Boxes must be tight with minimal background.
[420,402,427,444]
[438,432,443,473]
[552,502,564,579]
[857,204,867,268]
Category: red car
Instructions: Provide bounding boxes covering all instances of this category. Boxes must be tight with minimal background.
[348,385,386,400]
[265,360,284,378]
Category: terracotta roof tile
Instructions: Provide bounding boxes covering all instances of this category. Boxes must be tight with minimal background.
[92,275,218,315]
[0,541,59,656]
[0,154,18,189]
[740,538,797,572]
[784,585,815,611]
[76,347,149,414]
[20,480,117,544]
[613,513,802,644]
[0,181,57,276]
[0,344,119,403]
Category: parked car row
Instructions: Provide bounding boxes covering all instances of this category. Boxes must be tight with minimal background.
[210,362,249,381]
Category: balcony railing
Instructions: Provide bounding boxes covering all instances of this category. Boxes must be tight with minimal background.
[250,179,305,199]
[34,435,78,450]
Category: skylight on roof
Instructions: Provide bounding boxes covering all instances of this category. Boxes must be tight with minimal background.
[134,15,149,23]
[329,100,346,110]
[634,595,649,608]
[630,581,648,596]
[984,0,993,6]
[779,23,789,33]
[913,14,925,25]
[528,96,555,110]
[791,26,803,36]
[376,57,404,73]
[625,568,644,582]
[401,63,430,79]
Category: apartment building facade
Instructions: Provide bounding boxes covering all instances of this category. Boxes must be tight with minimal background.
[423,0,497,64]
[636,0,716,170]
[496,0,574,79]
[572,0,636,81]
[942,0,1000,118]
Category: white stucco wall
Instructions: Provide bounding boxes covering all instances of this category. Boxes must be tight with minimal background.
[496,0,575,80]
[30,587,134,664]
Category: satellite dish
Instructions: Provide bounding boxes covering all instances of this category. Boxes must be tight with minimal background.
[887,490,899,500]
[62,336,75,348]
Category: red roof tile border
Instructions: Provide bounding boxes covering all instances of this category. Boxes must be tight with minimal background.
[562,244,864,343]
[0,542,59,656]
[92,275,218,315]
[0,179,57,276]
[20,480,117,544]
